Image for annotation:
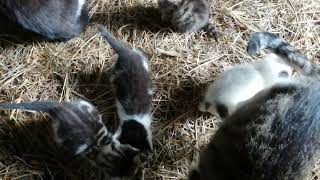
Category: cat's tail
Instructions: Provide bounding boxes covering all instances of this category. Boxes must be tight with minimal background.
[203,23,219,41]
[0,101,58,112]
[247,32,318,77]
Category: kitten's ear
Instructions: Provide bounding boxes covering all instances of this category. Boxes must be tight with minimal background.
[49,101,108,155]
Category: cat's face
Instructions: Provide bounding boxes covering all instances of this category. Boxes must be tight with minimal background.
[84,141,141,179]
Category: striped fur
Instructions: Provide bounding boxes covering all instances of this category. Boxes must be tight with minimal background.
[190,32,320,180]
[158,0,218,39]
[0,100,140,179]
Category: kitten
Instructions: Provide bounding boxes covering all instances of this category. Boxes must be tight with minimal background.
[0,0,88,41]
[158,0,218,40]
[0,100,141,179]
[199,53,293,119]
[189,32,320,180]
[98,25,153,152]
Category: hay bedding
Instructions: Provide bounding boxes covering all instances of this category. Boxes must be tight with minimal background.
[0,0,319,179]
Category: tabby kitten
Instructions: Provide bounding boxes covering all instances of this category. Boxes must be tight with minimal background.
[158,0,218,40]
[0,100,141,179]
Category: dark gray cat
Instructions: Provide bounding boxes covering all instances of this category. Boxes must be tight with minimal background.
[158,0,218,40]
[99,25,153,152]
[189,32,320,180]
[0,100,141,179]
[0,0,88,41]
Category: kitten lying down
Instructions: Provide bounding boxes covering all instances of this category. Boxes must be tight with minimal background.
[199,53,293,119]
[189,32,320,180]
[0,100,141,179]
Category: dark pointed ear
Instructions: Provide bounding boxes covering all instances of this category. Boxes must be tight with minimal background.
[49,100,108,155]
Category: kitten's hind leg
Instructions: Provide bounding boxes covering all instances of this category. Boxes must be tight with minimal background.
[203,23,219,41]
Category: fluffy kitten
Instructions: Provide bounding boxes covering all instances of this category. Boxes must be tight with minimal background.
[158,0,218,40]
[0,100,141,179]
[98,25,153,152]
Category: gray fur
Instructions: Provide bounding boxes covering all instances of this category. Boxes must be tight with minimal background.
[158,0,218,40]
[99,25,153,152]
[191,32,320,180]
[190,79,320,180]
[0,100,141,179]
[247,32,319,77]
[0,0,88,41]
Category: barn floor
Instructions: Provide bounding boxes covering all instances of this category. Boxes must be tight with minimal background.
[0,0,319,179]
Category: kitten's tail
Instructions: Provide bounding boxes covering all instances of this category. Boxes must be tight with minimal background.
[247,32,318,77]
[0,101,58,112]
[203,23,219,41]
[98,25,130,55]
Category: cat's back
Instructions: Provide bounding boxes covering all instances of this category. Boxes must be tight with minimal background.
[196,77,320,180]
[0,0,88,40]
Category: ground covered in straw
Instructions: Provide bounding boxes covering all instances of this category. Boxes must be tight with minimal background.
[0,0,319,179]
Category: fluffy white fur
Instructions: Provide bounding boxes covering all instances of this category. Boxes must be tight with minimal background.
[199,53,293,118]
[114,99,153,150]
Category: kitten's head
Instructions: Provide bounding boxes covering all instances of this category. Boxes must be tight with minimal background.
[158,0,179,22]
[50,101,142,179]
[84,139,141,179]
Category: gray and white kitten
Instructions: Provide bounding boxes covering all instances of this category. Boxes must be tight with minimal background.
[0,100,141,179]
[158,0,218,40]
[189,32,320,180]
[98,25,153,152]
[199,53,293,119]
[0,0,88,41]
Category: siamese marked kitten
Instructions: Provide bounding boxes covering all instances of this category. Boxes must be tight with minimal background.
[189,32,320,180]
[199,53,293,119]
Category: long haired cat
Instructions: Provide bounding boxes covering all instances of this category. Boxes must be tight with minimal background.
[0,0,88,41]
[158,0,218,40]
[98,25,153,152]
[0,100,141,179]
[189,32,320,180]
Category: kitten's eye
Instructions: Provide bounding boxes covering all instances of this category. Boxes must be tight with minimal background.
[279,71,289,77]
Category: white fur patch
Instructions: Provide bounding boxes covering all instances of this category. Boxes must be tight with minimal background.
[76,0,85,18]
[77,100,94,113]
[115,99,153,149]
[133,48,150,72]
[147,88,153,95]
[115,99,151,128]
[75,144,89,154]
[51,121,63,144]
